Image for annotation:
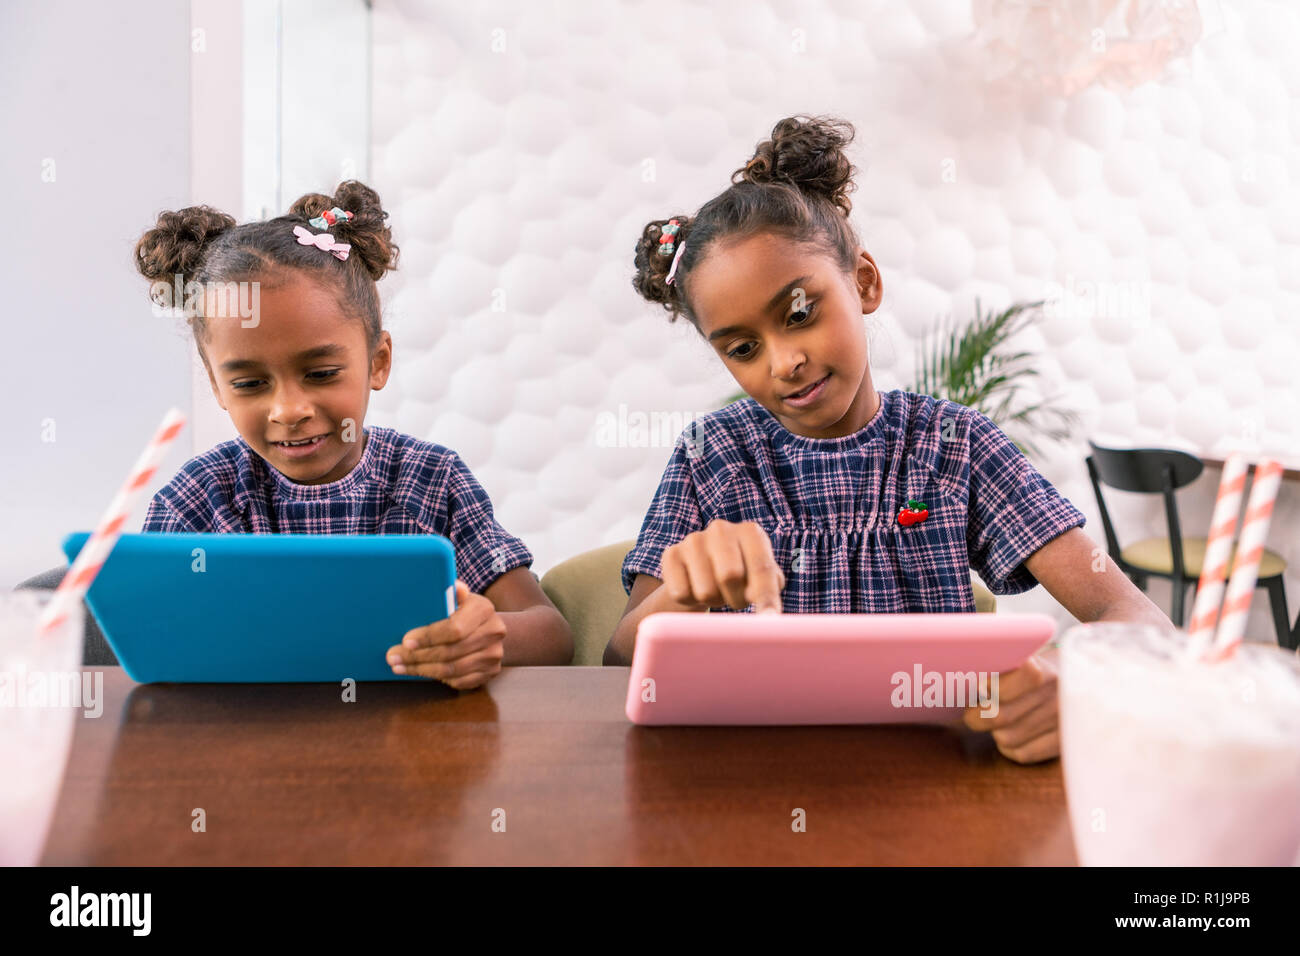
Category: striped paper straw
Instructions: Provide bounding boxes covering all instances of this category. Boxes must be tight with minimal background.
[1185,453,1249,655]
[37,408,186,636]
[1206,459,1284,662]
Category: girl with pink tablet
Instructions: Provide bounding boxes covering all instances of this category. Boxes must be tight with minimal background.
[133,182,572,686]
[605,116,1172,763]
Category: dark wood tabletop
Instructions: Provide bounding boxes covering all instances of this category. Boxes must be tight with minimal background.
[1200,455,1300,482]
[42,666,1078,865]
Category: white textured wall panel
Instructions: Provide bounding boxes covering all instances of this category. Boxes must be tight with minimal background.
[368,0,1300,642]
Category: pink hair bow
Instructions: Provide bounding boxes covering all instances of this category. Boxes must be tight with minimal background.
[293,225,351,261]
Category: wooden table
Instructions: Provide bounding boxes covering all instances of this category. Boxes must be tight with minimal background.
[1201,455,1300,482]
[42,667,1078,865]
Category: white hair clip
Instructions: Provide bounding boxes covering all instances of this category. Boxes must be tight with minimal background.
[666,241,687,286]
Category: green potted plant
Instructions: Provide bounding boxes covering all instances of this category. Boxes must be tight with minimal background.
[908,299,1079,460]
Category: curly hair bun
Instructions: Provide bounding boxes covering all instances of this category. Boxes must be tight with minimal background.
[632,216,691,321]
[733,115,857,216]
[289,180,400,280]
[134,205,236,283]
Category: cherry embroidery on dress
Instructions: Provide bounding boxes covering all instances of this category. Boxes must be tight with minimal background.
[897,499,930,527]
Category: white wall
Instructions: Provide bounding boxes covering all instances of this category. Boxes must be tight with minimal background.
[188,0,246,460]
[191,0,372,454]
[7,1,1297,646]
[0,0,194,589]
[368,0,1300,642]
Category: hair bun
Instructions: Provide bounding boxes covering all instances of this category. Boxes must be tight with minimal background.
[288,180,399,281]
[734,115,857,216]
[632,216,691,321]
[134,205,236,283]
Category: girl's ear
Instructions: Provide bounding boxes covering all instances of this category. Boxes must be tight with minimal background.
[202,355,228,411]
[369,331,393,390]
[856,249,883,314]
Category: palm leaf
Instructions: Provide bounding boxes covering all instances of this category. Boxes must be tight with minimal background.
[909,299,1079,461]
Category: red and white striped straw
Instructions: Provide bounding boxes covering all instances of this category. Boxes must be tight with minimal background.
[37,408,186,636]
[1205,458,1284,662]
[1185,453,1249,654]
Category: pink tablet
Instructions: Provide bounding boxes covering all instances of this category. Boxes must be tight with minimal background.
[625,612,1057,725]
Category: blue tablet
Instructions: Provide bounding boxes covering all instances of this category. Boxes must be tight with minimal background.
[61,532,457,684]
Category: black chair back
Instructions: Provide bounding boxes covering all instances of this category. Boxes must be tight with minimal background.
[1089,441,1298,647]
[1085,441,1204,585]
[13,567,118,666]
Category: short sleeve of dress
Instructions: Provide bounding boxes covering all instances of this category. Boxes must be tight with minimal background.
[141,492,199,533]
[621,434,706,594]
[443,453,534,594]
[965,410,1086,595]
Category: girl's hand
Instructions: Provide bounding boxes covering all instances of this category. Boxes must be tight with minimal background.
[961,655,1059,764]
[385,580,506,690]
[660,519,786,613]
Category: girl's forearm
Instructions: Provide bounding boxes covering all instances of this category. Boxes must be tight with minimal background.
[604,584,700,666]
[500,605,573,666]
[1092,594,1177,634]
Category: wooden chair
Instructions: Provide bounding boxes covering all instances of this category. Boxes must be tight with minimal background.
[1086,440,1294,650]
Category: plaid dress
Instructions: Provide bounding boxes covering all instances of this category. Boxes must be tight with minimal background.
[141,426,533,594]
[622,389,1086,613]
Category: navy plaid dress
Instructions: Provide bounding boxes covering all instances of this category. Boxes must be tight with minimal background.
[622,389,1086,613]
[141,426,533,594]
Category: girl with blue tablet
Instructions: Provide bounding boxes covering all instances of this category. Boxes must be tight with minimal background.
[606,116,1173,762]
[133,181,572,686]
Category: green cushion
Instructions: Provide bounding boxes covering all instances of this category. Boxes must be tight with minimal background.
[541,541,637,666]
[1121,536,1287,579]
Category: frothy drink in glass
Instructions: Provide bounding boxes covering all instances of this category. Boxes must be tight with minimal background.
[0,591,83,866]
[1059,622,1300,866]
